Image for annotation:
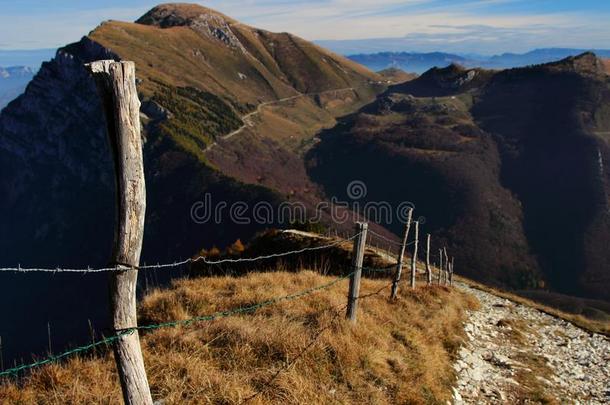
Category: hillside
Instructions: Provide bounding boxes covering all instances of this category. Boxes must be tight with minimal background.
[0,2,384,266]
[0,270,476,403]
[0,3,386,368]
[377,67,417,83]
[307,53,610,301]
[604,58,610,74]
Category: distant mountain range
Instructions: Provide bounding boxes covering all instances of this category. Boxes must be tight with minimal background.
[0,66,34,110]
[347,48,610,74]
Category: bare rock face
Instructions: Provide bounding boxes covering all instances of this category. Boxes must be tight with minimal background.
[0,38,117,264]
[545,52,607,78]
[136,3,246,52]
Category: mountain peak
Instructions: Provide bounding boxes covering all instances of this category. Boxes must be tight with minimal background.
[545,52,606,77]
[135,3,246,51]
[421,63,483,90]
[136,3,237,28]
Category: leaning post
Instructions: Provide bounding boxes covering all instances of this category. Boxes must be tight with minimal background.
[346,222,368,322]
[449,257,455,286]
[410,221,419,288]
[390,209,413,299]
[86,60,153,405]
[425,234,432,285]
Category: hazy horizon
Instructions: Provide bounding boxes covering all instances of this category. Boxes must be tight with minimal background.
[1,1,610,55]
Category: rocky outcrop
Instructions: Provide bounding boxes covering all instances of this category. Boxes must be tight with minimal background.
[137,4,247,53]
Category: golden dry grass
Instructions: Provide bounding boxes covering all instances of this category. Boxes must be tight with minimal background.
[0,270,477,404]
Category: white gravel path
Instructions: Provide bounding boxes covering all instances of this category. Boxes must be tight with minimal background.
[453,282,610,404]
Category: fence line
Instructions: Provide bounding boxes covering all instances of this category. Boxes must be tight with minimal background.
[0,233,361,274]
[0,221,455,384]
[0,266,362,378]
[367,229,417,248]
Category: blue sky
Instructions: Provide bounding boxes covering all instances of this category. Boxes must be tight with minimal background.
[1,0,609,54]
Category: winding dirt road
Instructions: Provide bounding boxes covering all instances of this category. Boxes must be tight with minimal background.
[205,87,355,152]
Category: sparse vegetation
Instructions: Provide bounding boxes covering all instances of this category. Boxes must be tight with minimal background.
[150,83,243,161]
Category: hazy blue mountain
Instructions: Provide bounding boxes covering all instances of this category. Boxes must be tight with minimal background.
[348,52,472,74]
[347,48,610,74]
[485,48,610,68]
[0,49,56,69]
[0,49,53,110]
[0,66,35,110]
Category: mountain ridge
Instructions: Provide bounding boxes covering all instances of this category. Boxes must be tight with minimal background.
[0,2,386,367]
[308,52,610,301]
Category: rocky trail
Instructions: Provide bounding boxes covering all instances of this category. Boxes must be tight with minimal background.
[453,282,610,404]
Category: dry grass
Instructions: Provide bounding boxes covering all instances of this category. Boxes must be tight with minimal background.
[456,276,610,336]
[0,271,477,404]
[493,317,557,404]
[511,351,557,405]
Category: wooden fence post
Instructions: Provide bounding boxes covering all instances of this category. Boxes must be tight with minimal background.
[86,60,153,405]
[390,209,413,299]
[410,221,419,288]
[449,257,455,286]
[346,222,368,322]
[438,249,443,285]
[443,247,449,286]
[425,234,432,285]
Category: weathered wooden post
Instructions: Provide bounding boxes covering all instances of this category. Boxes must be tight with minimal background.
[346,222,368,322]
[438,249,443,285]
[449,257,455,286]
[410,221,419,288]
[425,234,432,285]
[443,247,449,285]
[390,208,413,299]
[86,60,153,405]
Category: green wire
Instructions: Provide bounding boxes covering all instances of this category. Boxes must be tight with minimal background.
[0,271,356,378]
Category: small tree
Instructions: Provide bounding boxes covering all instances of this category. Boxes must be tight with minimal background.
[227,239,245,256]
[208,246,221,257]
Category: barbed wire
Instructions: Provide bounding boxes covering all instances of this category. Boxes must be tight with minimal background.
[240,303,347,403]
[0,263,402,378]
[366,229,403,246]
[366,229,418,249]
[0,233,361,274]
[0,268,357,378]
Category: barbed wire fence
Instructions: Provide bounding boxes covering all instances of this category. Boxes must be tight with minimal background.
[0,218,454,381]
